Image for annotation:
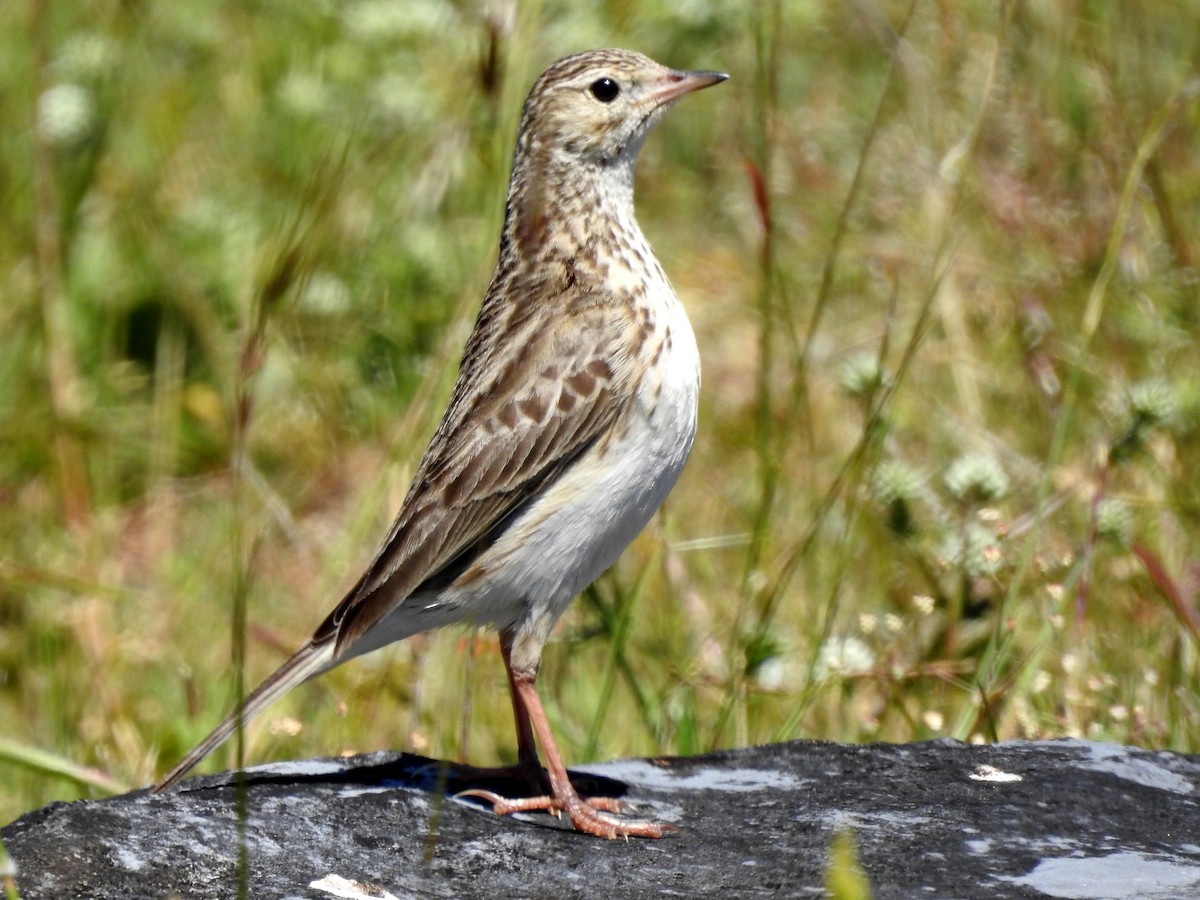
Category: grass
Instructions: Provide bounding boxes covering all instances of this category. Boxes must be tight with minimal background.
[2,0,1199,833]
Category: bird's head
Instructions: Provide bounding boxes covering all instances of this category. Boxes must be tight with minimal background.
[516,49,727,169]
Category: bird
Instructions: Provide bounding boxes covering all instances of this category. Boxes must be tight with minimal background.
[155,48,727,840]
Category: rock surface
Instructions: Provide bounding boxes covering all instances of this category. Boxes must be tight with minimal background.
[3,738,1199,898]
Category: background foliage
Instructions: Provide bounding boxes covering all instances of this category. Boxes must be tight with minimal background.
[2,0,1198,826]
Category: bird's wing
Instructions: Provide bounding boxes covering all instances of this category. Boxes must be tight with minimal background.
[318,276,639,655]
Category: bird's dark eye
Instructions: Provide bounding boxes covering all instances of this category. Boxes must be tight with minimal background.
[589,77,620,103]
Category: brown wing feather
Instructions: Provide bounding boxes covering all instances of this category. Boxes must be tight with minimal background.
[317,276,637,655]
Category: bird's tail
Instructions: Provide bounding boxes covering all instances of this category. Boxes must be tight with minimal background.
[153,637,336,793]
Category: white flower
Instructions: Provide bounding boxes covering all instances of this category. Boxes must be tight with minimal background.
[872,459,924,505]
[370,72,426,124]
[343,0,451,41]
[1127,378,1177,427]
[754,657,786,691]
[911,594,936,616]
[815,636,875,680]
[945,453,1010,504]
[840,351,886,397]
[38,83,96,145]
[54,32,119,79]
[300,273,352,315]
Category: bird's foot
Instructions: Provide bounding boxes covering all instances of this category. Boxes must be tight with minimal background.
[454,787,676,839]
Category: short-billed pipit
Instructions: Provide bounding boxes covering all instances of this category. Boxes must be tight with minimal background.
[155,48,726,840]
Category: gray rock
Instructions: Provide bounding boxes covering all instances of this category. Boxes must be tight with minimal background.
[3,739,1199,898]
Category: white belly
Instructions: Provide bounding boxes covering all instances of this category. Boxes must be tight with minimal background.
[347,293,701,665]
[452,303,700,632]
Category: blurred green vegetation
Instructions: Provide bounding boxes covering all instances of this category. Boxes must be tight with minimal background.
[2,0,1199,830]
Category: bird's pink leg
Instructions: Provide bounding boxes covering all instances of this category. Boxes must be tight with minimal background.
[501,631,542,777]
[456,636,674,839]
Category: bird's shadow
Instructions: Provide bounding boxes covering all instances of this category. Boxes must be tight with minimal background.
[160,751,631,809]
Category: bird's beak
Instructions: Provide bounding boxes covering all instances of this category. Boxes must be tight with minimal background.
[647,69,729,109]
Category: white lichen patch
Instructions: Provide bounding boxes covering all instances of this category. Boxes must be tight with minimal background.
[1077,742,1194,795]
[310,873,399,899]
[969,764,1023,783]
[1000,851,1200,899]
[241,759,349,779]
[112,847,146,872]
[575,759,804,793]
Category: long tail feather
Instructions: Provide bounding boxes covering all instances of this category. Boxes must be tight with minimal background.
[154,638,336,792]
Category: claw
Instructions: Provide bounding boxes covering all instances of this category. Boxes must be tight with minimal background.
[584,796,627,815]
[453,787,676,839]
